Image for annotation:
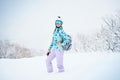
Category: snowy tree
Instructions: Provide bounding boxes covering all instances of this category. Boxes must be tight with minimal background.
[0,40,33,59]
[100,12,120,52]
[74,33,88,52]
[73,33,97,52]
[73,11,120,52]
[0,40,46,59]
[0,40,11,58]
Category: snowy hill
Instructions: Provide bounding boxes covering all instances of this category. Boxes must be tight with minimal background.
[0,52,120,80]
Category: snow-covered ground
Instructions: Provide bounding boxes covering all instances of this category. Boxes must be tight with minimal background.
[0,52,120,80]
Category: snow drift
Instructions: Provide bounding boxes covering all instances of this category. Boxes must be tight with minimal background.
[0,52,120,80]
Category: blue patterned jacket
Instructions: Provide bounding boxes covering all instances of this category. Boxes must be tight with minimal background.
[48,27,70,50]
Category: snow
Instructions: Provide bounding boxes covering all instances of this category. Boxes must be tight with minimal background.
[0,52,120,80]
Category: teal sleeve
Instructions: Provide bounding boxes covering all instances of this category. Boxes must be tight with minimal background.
[48,37,54,50]
[59,29,71,46]
[48,42,53,50]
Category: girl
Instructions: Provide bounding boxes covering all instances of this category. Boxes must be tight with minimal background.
[46,16,70,73]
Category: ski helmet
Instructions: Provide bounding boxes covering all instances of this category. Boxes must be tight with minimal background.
[55,16,63,25]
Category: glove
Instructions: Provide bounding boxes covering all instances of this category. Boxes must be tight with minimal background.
[47,50,51,56]
[47,52,50,56]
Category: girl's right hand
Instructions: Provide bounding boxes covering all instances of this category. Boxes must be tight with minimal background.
[47,50,51,56]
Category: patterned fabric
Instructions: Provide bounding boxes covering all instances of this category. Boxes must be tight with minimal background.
[48,27,71,50]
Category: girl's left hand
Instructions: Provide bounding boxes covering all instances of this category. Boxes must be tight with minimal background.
[57,42,62,46]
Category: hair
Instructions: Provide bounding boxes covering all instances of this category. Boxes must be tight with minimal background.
[53,26,63,33]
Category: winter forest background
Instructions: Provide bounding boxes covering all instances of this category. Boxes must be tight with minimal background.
[0,0,120,58]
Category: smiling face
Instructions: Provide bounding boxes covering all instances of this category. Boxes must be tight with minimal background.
[55,20,63,27]
[56,24,62,27]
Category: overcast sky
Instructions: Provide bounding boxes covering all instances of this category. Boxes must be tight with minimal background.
[0,0,120,51]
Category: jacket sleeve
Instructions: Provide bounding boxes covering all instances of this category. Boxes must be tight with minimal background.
[48,37,54,50]
[59,29,71,47]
